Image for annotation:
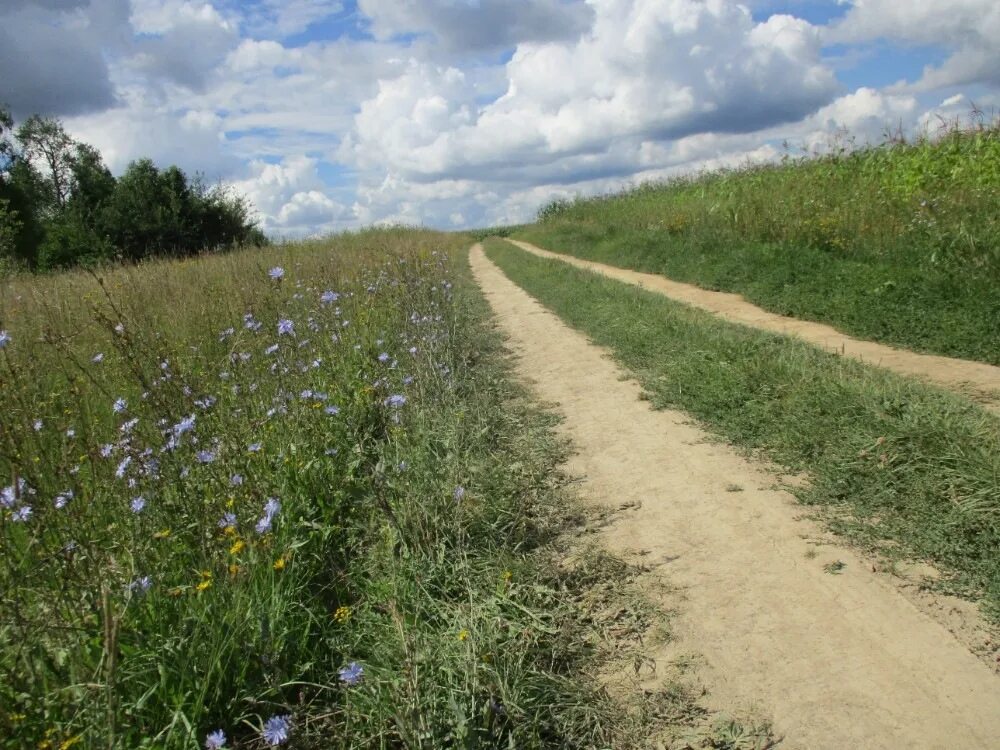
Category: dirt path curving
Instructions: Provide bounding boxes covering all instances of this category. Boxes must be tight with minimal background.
[507,239,1000,414]
[470,244,1000,750]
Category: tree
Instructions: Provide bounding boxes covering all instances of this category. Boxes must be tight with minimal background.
[15,115,77,214]
[0,106,43,267]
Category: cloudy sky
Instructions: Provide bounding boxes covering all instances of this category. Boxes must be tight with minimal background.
[2,0,998,236]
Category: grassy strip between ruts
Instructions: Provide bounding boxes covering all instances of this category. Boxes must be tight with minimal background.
[514,125,1000,365]
[484,238,1000,621]
[1,228,721,749]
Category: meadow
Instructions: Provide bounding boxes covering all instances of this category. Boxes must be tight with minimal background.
[516,121,1000,364]
[0,229,662,749]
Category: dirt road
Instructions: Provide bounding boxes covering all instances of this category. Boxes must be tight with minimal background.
[470,244,1000,749]
[507,240,1000,414]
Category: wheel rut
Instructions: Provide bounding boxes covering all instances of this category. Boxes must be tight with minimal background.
[469,243,1000,750]
[507,239,1000,414]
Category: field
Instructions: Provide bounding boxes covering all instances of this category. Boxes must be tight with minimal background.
[0,229,688,749]
[4,124,1000,750]
[516,123,1000,364]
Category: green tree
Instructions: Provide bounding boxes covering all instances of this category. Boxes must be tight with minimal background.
[0,106,44,267]
[15,115,76,213]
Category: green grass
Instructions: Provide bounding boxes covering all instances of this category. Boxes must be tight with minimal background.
[515,123,1000,364]
[0,228,698,749]
[484,238,1000,620]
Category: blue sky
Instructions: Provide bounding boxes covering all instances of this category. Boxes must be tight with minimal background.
[2,0,997,236]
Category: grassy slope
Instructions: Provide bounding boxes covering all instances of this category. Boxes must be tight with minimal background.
[485,238,1000,620]
[516,126,1000,364]
[0,230,676,749]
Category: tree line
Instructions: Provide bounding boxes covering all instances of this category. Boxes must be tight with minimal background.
[0,106,267,272]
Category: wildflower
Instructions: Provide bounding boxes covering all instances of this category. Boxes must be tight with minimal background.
[262,715,291,746]
[408,346,418,355]
[256,515,274,535]
[457,629,470,642]
[377,352,390,363]
[0,330,9,347]
[230,474,244,486]
[219,511,237,530]
[66,428,76,439]
[11,505,32,522]
[325,406,340,416]
[114,323,125,335]
[204,729,226,749]
[384,394,406,408]
[196,450,216,464]
[277,319,294,336]
[100,443,114,458]
[264,497,281,517]
[113,398,127,414]
[403,375,414,386]
[33,419,43,431]
[54,491,73,509]
[120,417,139,433]
[196,578,212,592]
[334,606,351,623]
[272,556,286,571]
[265,343,279,355]
[248,442,262,453]
[130,496,146,514]
[453,486,465,502]
[269,266,285,280]
[153,528,171,539]
[229,539,245,555]
[339,661,364,686]
[128,576,153,595]
[321,290,339,304]
[92,352,104,363]
[115,456,132,479]
[173,415,196,436]
[219,327,235,341]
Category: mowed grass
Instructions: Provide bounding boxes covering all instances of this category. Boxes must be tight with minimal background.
[0,229,654,749]
[516,123,1000,364]
[484,238,1000,619]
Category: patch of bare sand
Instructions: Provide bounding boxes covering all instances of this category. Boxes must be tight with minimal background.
[507,239,1000,414]
[470,244,1000,749]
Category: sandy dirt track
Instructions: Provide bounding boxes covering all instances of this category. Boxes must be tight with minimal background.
[508,239,1000,414]
[470,244,1000,750]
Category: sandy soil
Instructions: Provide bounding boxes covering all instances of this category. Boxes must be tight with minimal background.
[508,240,1000,414]
[470,244,1000,749]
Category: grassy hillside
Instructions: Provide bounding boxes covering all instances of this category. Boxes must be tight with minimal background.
[517,123,1000,364]
[0,229,673,749]
[485,238,1000,621]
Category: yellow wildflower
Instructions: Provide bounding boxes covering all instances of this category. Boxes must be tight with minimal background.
[457,629,470,642]
[196,579,212,592]
[273,557,286,571]
[228,564,240,577]
[153,528,171,540]
[334,606,352,623]
[229,539,245,555]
